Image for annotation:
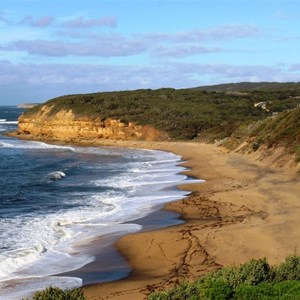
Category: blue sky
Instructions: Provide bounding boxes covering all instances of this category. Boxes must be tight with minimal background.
[1,0,300,104]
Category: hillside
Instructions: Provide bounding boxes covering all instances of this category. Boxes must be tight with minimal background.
[224,107,300,164]
[20,87,300,139]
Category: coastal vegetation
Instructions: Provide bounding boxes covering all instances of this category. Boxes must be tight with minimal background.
[223,107,300,160]
[24,82,300,142]
[24,286,86,300]
[148,255,300,300]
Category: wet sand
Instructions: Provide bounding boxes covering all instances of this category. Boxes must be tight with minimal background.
[82,141,300,300]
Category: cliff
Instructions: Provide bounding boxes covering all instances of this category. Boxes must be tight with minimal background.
[16,104,168,142]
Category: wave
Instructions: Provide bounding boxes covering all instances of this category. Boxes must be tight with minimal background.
[48,171,66,180]
[0,140,75,151]
[0,189,142,282]
[0,121,18,124]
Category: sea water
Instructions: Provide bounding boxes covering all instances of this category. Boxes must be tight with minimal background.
[0,106,202,300]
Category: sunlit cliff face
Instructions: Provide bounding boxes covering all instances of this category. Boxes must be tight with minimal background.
[17,105,168,142]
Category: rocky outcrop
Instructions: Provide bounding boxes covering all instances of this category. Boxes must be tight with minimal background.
[16,105,168,142]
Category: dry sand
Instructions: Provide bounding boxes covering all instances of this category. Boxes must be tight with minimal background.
[81,140,300,300]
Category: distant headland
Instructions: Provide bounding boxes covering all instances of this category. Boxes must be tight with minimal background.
[17,103,39,109]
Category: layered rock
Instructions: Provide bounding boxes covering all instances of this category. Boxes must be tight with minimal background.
[17,105,168,142]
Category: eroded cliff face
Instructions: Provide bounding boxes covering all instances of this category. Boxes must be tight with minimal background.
[17,105,168,142]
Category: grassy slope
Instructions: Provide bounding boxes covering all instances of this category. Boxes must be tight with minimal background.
[250,108,300,160]
[220,102,300,162]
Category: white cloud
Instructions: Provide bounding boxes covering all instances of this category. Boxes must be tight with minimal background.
[20,15,55,27]
[61,16,116,29]
[1,60,300,104]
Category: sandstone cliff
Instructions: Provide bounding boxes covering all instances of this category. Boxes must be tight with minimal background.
[16,105,168,142]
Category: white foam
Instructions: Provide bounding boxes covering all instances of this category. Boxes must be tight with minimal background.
[0,140,74,151]
[0,121,18,124]
[0,191,142,283]
[48,171,66,180]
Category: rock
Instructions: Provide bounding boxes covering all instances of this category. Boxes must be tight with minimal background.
[17,105,168,142]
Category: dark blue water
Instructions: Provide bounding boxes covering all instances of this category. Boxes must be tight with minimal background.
[0,106,202,299]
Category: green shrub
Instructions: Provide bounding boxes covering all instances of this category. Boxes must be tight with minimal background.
[205,258,271,289]
[198,279,232,300]
[252,142,260,151]
[24,286,86,300]
[148,279,232,300]
[234,281,300,300]
[274,255,300,282]
[148,257,300,300]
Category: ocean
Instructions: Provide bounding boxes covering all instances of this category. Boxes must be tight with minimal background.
[0,106,201,300]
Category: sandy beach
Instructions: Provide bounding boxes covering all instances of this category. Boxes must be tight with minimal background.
[77,140,299,300]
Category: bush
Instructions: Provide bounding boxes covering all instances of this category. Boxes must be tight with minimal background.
[234,281,300,300]
[274,255,300,282]
[198,279,232,300]
[148,256,300,299]
[148,282,201,300]
[148,279,232,300]
[24,286,86,300]
[205,258,271,289]
[252,142,260,151]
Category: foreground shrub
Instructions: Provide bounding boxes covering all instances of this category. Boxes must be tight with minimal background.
[198,279,232,300]
[149,279,232,300]
[24,286,86,300]
[148,282,201,300]
[148,256,300,299]
[205,258,271,289]
[274,255,300,282]
[234,281,300,300]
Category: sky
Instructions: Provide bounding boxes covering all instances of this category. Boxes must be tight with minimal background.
[1,0,300,105]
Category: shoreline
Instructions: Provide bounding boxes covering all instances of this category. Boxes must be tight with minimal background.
[7,133,300,299]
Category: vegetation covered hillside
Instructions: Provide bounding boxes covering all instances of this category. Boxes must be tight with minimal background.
[24,85,300,141]
[225,107,300,163]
